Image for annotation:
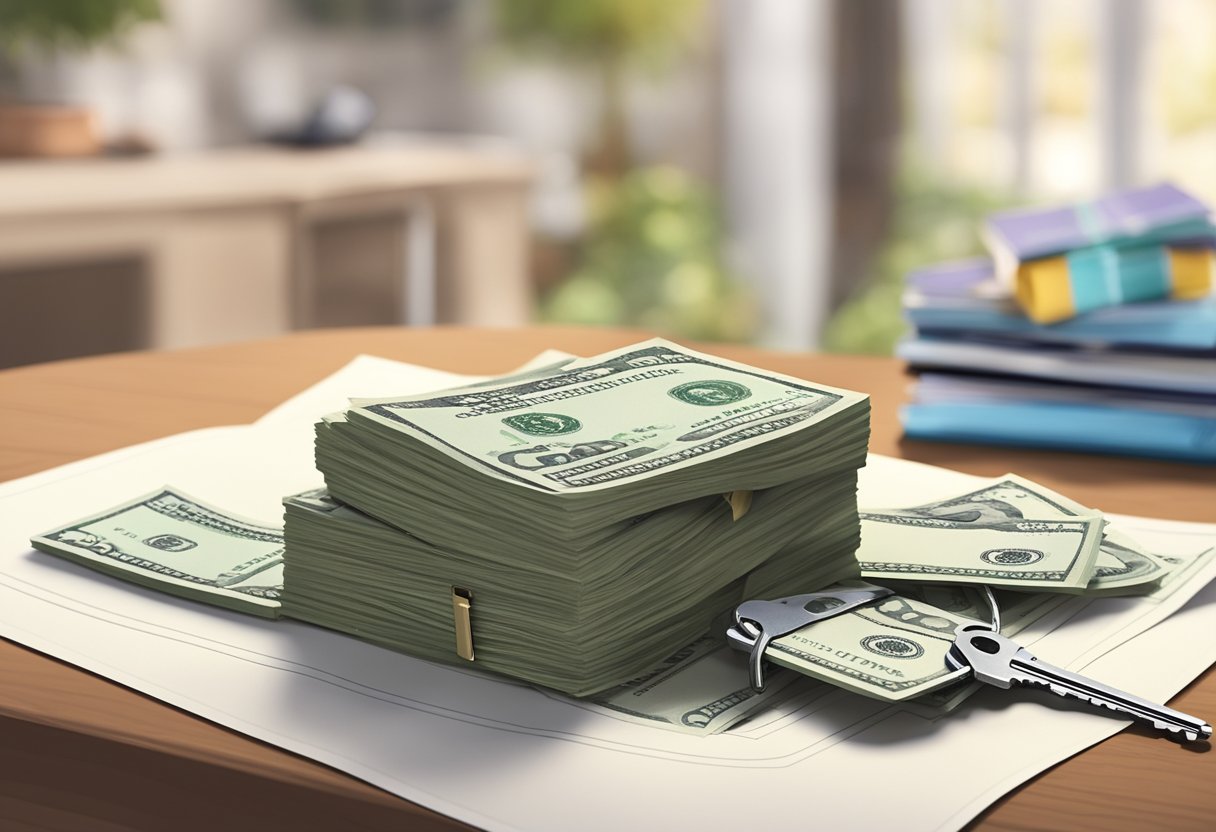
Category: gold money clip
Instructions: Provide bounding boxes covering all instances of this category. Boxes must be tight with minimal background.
[451,587,475,661]
[722,490,753,521]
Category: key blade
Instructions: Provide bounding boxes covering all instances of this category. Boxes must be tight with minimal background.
[1008,653,1213,743]
[950,627,1211,742]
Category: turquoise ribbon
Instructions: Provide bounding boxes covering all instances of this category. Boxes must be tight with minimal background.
[1066,244,1173,315]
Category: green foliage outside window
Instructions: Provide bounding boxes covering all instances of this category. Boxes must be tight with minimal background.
[494,0,702,67]
[0,0,161,51]
[540,167,758,342]
[492,0,756,342]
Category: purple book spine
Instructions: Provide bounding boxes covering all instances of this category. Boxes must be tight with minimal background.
[904,258,994,297]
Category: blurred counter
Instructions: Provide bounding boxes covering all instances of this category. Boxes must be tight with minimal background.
[0,142,533,366]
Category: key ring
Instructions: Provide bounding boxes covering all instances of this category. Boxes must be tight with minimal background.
[980,585,1001,633]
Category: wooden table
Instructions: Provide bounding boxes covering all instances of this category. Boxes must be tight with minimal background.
[1,326,1212,831]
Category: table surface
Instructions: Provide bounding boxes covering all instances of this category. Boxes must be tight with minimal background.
[0,140,531,220]
[0,326,1212,832]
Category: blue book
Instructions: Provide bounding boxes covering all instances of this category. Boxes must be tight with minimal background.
[902,373,1216,463]
[902,402,1216,463]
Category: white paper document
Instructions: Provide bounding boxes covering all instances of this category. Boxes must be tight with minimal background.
[1,354,1213,832]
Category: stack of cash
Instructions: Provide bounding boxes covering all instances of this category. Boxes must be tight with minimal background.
[22,486,819,735]
[283,340,870,696]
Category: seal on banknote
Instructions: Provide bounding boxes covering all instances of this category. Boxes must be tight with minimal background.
[861,635,925,660]
[668,380,751,406]
[502,412,582,436]
[980,548,1045,566]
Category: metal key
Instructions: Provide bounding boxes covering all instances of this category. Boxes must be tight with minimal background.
[729,584,893,692]
[947,624,1212,743]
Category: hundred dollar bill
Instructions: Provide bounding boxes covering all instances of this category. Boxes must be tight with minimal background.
[560,634,804,735]
[348,338,868,492]
[1142,545,1216,603]
[31,488,283,618]
[880,582,1074,642]
[869,474,1168,595]
[762,592,980,702]
[1086,529,1173,596]
[855,511,1104,592]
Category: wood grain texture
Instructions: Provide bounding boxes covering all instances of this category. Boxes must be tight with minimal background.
[0,326,1212,831]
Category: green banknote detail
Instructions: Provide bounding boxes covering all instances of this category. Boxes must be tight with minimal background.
[31,488,283,617]
[763,591,978,701]
[352,339,865,493]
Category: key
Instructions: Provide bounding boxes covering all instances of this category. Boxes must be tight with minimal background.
[947,624,1212,743]
[729,584,893,691]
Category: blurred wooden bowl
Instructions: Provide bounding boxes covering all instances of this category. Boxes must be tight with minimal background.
[0,103,99,158]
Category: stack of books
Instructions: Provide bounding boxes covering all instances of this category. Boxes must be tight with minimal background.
[899,184,1216,464]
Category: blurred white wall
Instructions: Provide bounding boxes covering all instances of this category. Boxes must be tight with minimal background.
[901,0,1216,204]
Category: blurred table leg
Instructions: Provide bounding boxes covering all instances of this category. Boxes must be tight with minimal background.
[436,184,532,326]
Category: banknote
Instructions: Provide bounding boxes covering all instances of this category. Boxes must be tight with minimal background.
[878,581,1074,640]
[1142,545,1216,603]
[30,488,283,617]
[875,474,1168,594]
[856,511,1104,592]
[1085,528,1172,595]
[562,634,806,734]
[763,593,979,701]
[875,581,996,626]
[350,339,868,493]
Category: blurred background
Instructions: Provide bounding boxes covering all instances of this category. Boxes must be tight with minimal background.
[1,0,1214,370]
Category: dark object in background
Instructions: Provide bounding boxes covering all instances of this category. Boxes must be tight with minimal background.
[0,258,150,369]
[267,85,376,148]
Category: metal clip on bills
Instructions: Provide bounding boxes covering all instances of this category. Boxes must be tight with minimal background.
[451,587,475,661]
[727,584,893,691]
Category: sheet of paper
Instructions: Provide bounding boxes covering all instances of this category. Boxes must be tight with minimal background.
[1,354,1213,832]
[256,350,577,427]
